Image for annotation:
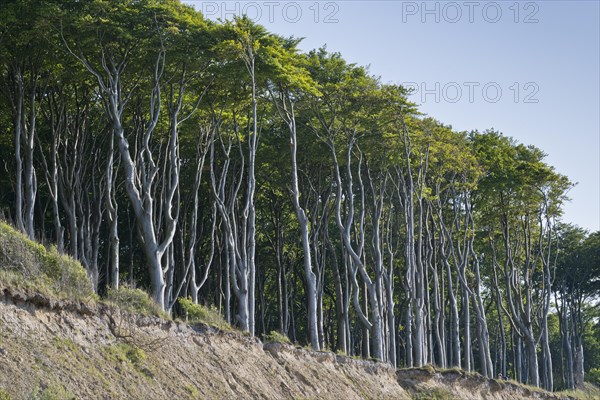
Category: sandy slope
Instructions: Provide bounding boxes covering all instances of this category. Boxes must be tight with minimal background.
[0,287,575,400]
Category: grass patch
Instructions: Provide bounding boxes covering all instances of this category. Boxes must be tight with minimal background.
[52,337,78,353]
[178,297,231,331]
[104,343,146,366]
[184,384,200,398]
[104,286,167,318]
[0,222,95,302]
[556,383,600,400]
[265,330,292,345]
[103,342,155,380]
[0,389,12,400]
[29,384,76,400]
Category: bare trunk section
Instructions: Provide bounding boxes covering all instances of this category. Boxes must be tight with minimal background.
[274,95,320,350]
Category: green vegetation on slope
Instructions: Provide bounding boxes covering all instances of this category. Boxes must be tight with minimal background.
[0,222,94,302]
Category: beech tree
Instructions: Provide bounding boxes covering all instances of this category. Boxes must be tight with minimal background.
[0,1,597,391]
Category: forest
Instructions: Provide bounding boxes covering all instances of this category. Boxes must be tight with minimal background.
[0,0,599,393]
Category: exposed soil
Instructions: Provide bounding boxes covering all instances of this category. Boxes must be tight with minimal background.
[0,286,576,400]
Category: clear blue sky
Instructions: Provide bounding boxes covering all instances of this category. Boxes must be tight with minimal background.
[185,0,600,232]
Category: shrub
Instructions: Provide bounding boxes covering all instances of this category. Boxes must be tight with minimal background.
[43,250,93,300]
[589,368,600,386]
[105,286,165,318]
[178,297,230,330]
[0,223,44,276]
[265,330,292,344]
[105,343,146,366]
[0,222,94,301]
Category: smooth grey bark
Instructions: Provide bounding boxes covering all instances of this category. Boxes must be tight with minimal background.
[384,197,399,367]
[496,287,507,378]
[328,137,384,361]
[539,211,554,391]
[105,133,120,290]
[39,91,65,253]
[469,234,494,378]
[7,66,26,233]
[209,114,250,331]
[437,208,460,368]
[264,191,288,335]
[66,37,179,308]
[575,342,584,389]
[309,186,330,350]
[491,217,540,387]
[5,63,40,239]
[325,218,349,354]
[246,66,258,337]
[23,74,39,240]
[397,116,427,367]
[556,292,574,389]
[273,95,320,350]
[186,127,212,303]
[233,33,259,336]
[427,201,446,368]
[365,163,392,364]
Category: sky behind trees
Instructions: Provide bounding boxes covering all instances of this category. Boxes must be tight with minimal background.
[187,0,600,231]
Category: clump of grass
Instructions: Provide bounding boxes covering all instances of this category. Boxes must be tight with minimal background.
[556,382,600,400]
[184,384,200,398]
[104,343,146,366]
[178,297,231,330]
[104,286,166,318]
[265,330,292,345]
[0,222,94,302]
[52,337,78,353]
[29,384,76,400]
[589,368,600,387]
[0,389,12,400]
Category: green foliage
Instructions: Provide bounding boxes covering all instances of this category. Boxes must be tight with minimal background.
[104,286,166,318]
[104,343,146,366]
[0,389,11,400]
[178,297,230,330]
[588,368,600,386]
[0,222,94,301]
[265,330,292,344]
[184,384,200,398]
[557,383,600,400]
[29,384,76,400]
[52,337,78,353]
